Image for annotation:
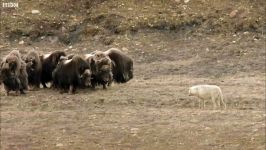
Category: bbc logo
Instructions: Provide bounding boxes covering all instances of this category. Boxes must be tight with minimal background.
[2,2,19,8]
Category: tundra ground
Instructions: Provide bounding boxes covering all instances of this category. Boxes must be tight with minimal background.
[0,30,265,149]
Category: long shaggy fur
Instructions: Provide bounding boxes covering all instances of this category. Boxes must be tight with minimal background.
[52,55,90,94]
[25,50,42,88]
[40,50,66,88]
[1,50,28,95]
[85,51,113,89]
[104,48,133,83]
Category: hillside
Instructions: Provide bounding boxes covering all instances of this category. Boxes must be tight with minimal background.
[1,0,265,45]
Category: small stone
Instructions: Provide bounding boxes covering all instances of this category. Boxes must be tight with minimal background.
[31,10,40,14]
[229,10,238,18]
[56,143,63,147]
[184,0,190,3]
[122,47,128,52]
[19,40,24,45]
[205,127,211,130]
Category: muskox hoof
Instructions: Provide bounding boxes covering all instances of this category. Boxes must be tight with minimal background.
[20,90,26,95]
[60,90,66,94]
[68,91,75,94]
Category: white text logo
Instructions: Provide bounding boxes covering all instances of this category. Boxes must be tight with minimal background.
[2,2,19,8]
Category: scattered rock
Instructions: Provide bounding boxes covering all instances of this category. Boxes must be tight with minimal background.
[101,36,114,45]
[48,36,59,43]
[31,10,40,14]
[130,128,139,136]
[56,143,63,147]
[229,10,238,18]
[184,0,190,3]
[19,40,24,45]
[122,47,129,52]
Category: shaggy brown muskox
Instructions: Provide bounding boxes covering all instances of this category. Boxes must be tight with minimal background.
[40,50,66,88]
[1,50,28,95]
[84,52,113,89]
[52,55,90,94]
[25,50,42,89]
[104,48,133,83]
[1,66,25,95]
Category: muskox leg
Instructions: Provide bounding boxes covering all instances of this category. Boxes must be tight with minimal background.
[69,85,74,94]
[42,81,47,88]
[103,83,107,89]
[20,89,26,94]
[107,73,113,86]
[16,77,25,94]
[107,81,112,86]
[34,76,41,89]
[91,82,96,90]
[6,90,10,96]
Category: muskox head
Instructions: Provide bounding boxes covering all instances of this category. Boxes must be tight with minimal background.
[91,51,112,72]
[51,51,67,67]
[41,51,66,68]
[25,53,37,71]
[71,55,90,75]
[80,69,92,87]
[57,56,68,65]
[4,55,19,72]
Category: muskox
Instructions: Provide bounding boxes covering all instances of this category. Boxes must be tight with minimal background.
[1,66,25,95]
[104,48,133,83]
[25,50,42,89]
[40,51,66,88]
[52,55,90,94]
[1,50,28,95]
[84,51,113,89]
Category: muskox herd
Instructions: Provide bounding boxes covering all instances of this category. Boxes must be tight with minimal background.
[0,48,133,95]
